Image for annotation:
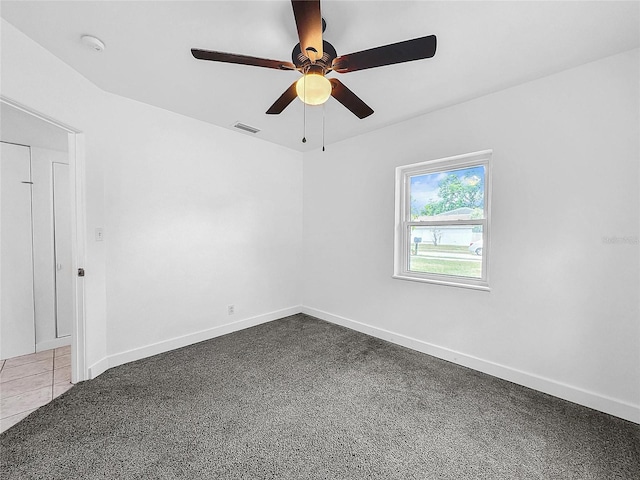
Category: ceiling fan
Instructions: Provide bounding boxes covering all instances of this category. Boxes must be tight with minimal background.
[191,0,437,120]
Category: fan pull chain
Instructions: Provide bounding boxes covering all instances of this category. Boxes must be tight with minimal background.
[322,103,326,152]
[302,76,307,143]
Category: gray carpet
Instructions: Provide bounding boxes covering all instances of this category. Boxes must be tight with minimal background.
[1,314,639,479]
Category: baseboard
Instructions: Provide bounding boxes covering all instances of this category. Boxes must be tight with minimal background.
[36,336,71,353]
[88,357,109,380]
[302,306,640,424]
[89,306,302,380]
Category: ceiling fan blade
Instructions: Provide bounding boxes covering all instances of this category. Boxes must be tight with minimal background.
[266,81,299,115]
[291,0,323,62]
[191,49,296,71]
[329,78,374,119]
[332,35,437,73]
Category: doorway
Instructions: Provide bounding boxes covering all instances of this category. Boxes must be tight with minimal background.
[0,97,86,384]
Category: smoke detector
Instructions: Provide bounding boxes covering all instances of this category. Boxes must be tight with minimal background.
[81,35,105,52]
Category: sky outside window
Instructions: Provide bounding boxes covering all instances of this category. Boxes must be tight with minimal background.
[410,166,485,220]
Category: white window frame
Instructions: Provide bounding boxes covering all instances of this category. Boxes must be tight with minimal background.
[393,149,492,291]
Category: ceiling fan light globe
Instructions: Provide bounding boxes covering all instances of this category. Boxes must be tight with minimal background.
[296,74,331,106]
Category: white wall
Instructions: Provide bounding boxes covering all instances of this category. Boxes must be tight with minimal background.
[102,95,303,363]
[302,49,640,422]
[31,146,71,351]
[1,19,303,377]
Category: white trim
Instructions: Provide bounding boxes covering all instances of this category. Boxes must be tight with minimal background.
[400,150,494,173]
[87,306,303,380]
[407,219,485,227]
[301,306,640,424]
[69,133,87,383]
[36,336,71,353]
[391,274,490,291]
[88,357,110,380]
[0,97,78,134]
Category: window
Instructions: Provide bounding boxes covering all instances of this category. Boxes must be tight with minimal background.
[394,150,491,290]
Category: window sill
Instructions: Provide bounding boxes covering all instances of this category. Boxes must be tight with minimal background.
[392,274,490,292]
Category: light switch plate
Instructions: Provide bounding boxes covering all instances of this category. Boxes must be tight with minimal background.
[95,228,104,241]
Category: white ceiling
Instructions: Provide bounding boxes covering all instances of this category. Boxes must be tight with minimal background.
[1,1,638,152]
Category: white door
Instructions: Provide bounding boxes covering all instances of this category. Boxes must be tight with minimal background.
[1,142,36,359]
[52,162,72,338]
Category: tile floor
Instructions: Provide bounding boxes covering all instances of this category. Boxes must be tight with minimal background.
[0,346,73,433]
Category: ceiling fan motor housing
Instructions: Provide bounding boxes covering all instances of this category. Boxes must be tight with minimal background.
[292,40,337,73]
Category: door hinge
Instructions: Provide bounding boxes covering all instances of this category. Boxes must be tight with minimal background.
[77,268,85,277]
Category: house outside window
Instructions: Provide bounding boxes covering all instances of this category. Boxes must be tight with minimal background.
[393,150,492,290]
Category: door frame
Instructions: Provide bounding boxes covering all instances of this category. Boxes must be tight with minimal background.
[1,96,87,383]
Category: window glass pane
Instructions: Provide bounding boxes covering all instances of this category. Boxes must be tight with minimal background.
[408,225,483,278]
[409,166,485,221]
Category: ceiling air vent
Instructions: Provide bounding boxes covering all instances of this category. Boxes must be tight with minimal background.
[233,122,260,134]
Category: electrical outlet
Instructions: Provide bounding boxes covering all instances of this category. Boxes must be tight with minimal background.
[95,228,104,242]
[227,305,235,315]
